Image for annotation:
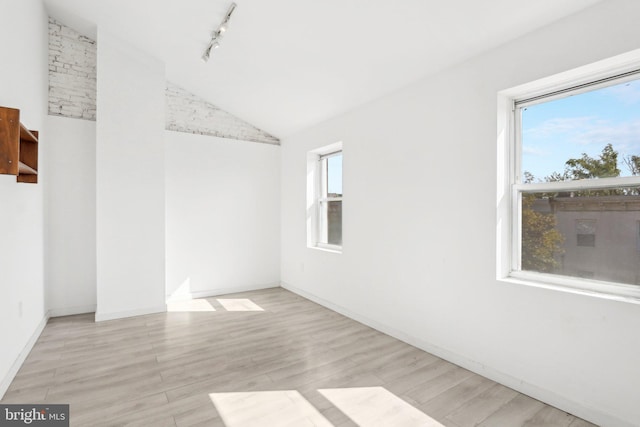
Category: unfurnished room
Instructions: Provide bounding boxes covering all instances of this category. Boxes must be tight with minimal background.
[1,1,639,426]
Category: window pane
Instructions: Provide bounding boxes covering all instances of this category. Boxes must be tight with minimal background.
[521,78,640,183]
[327,154,342,196]
[575,219,596,247]
[319,200,342,246]
[521,190,640,285]
[327,200,342,245]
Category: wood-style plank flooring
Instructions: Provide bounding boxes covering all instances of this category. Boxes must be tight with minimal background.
[1,288,597,427]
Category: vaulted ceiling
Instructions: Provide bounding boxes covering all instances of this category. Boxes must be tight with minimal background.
[43,0,602,138]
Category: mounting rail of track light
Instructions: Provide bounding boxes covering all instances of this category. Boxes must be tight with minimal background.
[202,2,237,62]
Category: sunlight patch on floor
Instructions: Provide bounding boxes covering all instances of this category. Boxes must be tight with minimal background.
[319,386,444,427]
[167,299,216,312]
[217,299,264,311]
[210,390,332,427]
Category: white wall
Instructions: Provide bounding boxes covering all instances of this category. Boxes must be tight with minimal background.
[0,0,48,397]
[44,115,96,316]
[165,131,280,299]
[95,29,166,321]
[280,1,640,426]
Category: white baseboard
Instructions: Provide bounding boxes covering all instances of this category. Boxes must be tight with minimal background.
[95,304,167,322]
[281,282,633,427]
[0,312,50,400]
[166,283,280,302]
[49,304,96,318]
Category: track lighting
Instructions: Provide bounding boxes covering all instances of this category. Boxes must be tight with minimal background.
[201,2,237,63]
[202,40,220,62]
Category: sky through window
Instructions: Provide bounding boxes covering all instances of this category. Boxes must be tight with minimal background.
[522,78,640,181]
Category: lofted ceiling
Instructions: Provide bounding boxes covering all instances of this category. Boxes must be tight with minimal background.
[43,0,602,138]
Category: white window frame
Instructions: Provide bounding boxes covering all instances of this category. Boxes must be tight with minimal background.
[497,49,640,303]
[307,142,343,253]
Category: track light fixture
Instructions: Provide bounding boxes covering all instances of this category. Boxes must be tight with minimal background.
[202,2,237,62]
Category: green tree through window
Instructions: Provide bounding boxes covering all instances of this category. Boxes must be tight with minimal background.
[522,144,640,273]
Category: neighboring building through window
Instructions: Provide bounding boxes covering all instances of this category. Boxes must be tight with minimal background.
[499,58,640,300]
[307,142,343,252]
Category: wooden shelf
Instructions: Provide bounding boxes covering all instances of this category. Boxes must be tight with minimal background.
[0,106,38,183]
[20,123,38,143]
[18,162,37,175]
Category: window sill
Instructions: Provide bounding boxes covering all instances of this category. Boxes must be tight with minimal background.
[500,271,640,305]
[309,244,342,254]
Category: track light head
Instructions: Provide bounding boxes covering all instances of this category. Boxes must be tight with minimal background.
[201,40,220,62]
[201,2,236,63]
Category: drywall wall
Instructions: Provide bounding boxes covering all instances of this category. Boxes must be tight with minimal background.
[280,1,640,426]
[165,131,280,299]
[0,0,48,398]
[95,29,166,321]
[44,115,96,316]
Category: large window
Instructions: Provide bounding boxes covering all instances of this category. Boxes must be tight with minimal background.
[307,142,343,252]
[501,62,640,300]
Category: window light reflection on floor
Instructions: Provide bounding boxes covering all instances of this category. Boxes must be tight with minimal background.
[166,299,216,312]
[209,390,332,427]
[217,298,264,311]
[209,387,443,427]
[319,386,445,427]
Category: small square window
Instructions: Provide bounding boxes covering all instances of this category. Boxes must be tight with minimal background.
[576,220,596,247]
[576,234,595,247]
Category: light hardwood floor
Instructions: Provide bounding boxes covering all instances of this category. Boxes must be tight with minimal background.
[1,288,597,427]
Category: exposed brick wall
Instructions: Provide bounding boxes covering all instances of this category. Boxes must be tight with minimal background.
[166,82,280,145]
[48,18,97,121]
[48,19,278,144]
